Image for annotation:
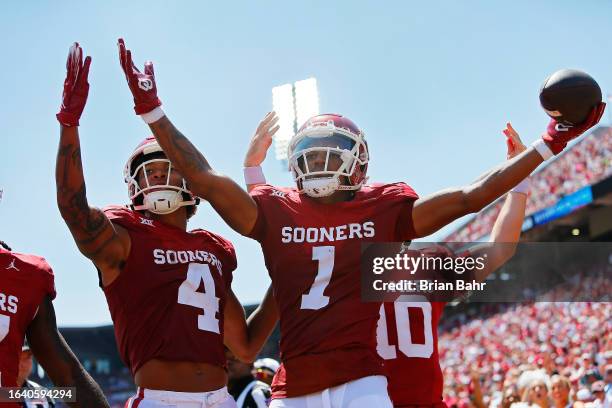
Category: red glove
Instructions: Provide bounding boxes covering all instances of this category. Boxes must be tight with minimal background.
[542,102,606,155]
[118,38,162,115]
[56,43,91,127]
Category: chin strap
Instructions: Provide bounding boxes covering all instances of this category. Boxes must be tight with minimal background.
[133,190,197,215]
[302,177,340,198]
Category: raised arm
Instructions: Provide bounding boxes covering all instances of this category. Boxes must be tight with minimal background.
[55,43,129,285]
[26,296,110,408]
[413,148,538,238]
[243,112,280,192]
[116,38,258,235]
[467,123,529,282]
[412,104,605,238]
[223,286,278,363]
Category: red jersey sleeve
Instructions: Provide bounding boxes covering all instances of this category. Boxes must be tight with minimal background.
[38,258,57,301]
[103,205,138,225]
[216,236,237,274]
[217,236,237,289]
[247,184,276,242]
[391,182,419,241]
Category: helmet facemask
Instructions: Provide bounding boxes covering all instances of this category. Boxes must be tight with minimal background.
[289,126,369,198]
[125,152,198,215]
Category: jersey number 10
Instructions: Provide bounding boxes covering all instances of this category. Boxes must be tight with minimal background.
[377,297,434,359]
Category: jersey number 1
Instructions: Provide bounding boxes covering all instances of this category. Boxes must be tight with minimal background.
[177,263,220,333]
[301,246,335,310]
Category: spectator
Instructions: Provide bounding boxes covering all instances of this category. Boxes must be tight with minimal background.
[522,378,550,408]
[603,365,612,408]
[551,375,572,408]
[582,370,603,387]
[591,381,606,405]
[575,388,594,406]
[501,385,521,408]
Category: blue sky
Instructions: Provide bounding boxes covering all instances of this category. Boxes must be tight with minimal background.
[0,1,610,326]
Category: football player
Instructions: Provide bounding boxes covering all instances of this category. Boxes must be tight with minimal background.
[241,120,530,408]
[115,37,604,407]
[0,238,109,408]
[376,123,530,408]
[54,43,270,408]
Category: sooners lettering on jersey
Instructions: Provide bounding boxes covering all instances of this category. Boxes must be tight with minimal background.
[378,299,446,407]
[102,206,236,375]
[0,248,55,388]
[248,183,418,398]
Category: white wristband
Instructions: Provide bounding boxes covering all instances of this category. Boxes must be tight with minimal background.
[531,139,554,161]
[140,107,166,124]
[510,179,530,195]
[244,166,266,185]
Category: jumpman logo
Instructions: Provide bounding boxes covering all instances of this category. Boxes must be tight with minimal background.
[6,259,19,271]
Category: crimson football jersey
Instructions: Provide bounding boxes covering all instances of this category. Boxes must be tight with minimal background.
[378,245,471,407]
[378,300,446,407]
[248,183,418,398]
[102,206,236,375]
[0,248,56,391]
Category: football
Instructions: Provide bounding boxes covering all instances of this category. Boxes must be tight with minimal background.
[539,69,602,125]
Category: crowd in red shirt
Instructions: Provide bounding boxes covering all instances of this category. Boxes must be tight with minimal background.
[438,270,612,408]
[446,127,612,242]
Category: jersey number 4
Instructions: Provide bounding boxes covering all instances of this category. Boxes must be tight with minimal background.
[377,296,434,359]
[177,263,221,334]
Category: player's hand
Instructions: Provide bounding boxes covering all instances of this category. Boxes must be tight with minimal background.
[244,111,280,167]
[542,102,606,154]
[117,38,162,115]
[502,123,526,159]
[56,42,91,127]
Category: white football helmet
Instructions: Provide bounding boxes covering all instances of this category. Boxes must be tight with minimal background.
[124,137,198,215]
[288,114,369,198]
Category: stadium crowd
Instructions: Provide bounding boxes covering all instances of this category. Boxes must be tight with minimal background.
[439,274,612,408]
[446,126,612,242]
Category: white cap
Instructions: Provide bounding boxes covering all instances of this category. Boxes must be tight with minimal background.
[576,388,593,401]
[253,358,280,374]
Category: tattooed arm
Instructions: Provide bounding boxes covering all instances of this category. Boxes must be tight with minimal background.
[148,118,259,235]
[26,296,110,408]
[56,127,129,284]
[55,43,129,285]
[117,39,258,236]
